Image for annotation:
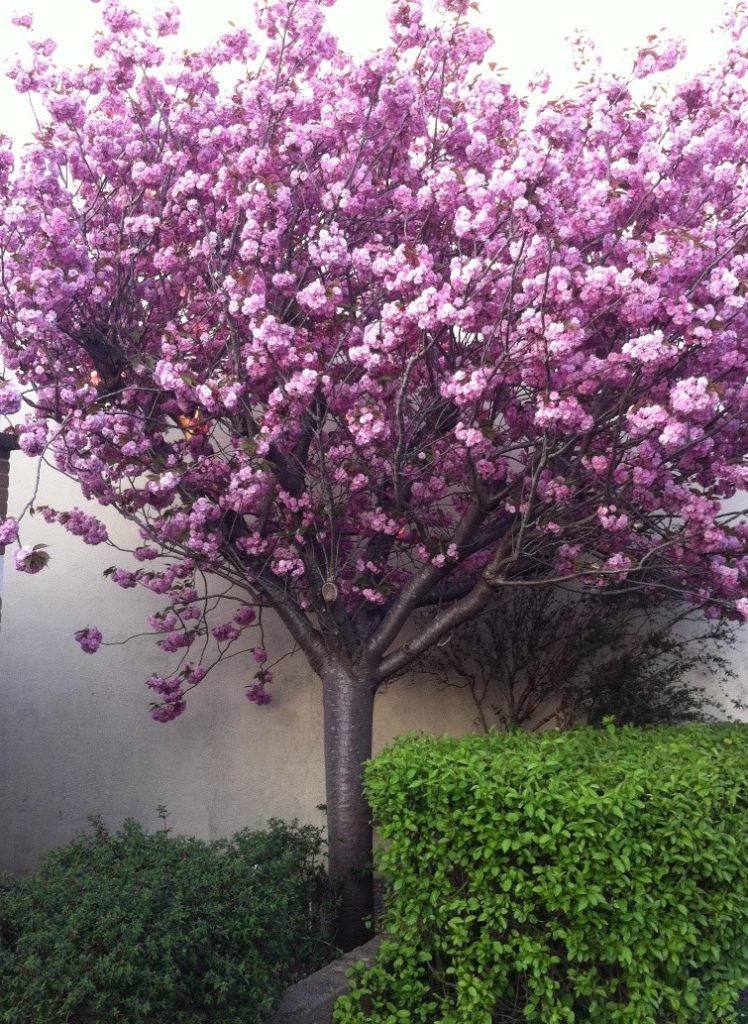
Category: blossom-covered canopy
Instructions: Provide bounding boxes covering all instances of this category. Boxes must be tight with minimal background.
[1,0,748,720]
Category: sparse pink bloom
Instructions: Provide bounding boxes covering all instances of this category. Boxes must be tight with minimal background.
[75,626,102,653]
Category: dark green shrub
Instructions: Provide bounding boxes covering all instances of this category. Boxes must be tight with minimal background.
[335,724,748,1024]
[0,818,336,1024]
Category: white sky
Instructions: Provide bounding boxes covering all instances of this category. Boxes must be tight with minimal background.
[0,0,731,142]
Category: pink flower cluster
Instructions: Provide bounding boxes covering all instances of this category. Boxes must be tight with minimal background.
[0,517,19,545]
[40,506,108,545]
[0,381,22,415]
[75,626,102,653]
[13,545,49,574]
[147,663,206,722]
[245,682,272,705]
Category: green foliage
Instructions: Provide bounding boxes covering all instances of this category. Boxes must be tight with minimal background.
[0,817,336,1024]
[335,725,748,1024]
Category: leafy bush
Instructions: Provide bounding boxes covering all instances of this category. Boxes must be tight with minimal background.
[0,817,336,1024]
[335,725,748,1024]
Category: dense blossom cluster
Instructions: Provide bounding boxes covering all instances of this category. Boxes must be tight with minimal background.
[1,0,748,719]
[74,626,102,653]
[0,517,19,545]
[13,544,50,574]
[38,506,109,545]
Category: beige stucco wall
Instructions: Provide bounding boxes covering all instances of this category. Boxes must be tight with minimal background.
[2,452,747,871]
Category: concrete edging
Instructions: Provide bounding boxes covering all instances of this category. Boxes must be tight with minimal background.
[266,936,383,1024]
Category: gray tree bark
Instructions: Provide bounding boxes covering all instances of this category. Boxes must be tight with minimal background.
[322,661,376,951]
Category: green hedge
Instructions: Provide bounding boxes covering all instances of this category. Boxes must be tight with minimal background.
[0,818,336,1024]
[335,724,748,1024]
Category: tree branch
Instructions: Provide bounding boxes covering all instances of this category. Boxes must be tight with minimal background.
[364,502,488,662]
[374,577,495,682]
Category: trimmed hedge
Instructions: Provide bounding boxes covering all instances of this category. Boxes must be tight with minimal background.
[335,724,748,1024]
[0,818,336,1024]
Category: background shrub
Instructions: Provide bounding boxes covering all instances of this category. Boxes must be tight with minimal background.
[411,589,738,731]
[335,724,748,1024]
[0,817,336,1024]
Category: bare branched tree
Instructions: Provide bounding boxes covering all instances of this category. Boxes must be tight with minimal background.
[411,589,740,732]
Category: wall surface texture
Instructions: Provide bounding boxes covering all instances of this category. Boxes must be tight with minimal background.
[1,453,747,871]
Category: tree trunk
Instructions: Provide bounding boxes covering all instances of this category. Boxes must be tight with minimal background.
[322,661,375,951]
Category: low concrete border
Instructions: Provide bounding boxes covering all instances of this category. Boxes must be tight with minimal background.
[266,936,383,1024]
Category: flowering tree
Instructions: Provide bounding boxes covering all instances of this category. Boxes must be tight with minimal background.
[2,0,748,946]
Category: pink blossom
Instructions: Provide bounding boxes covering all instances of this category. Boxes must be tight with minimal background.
[14,545,49,574]
[245,684,272,705]
[110,568,138,588]
[297,280,329,313]
[17,423,47,456]
[633,36,685,78]
[151,701,186,722]
[46,508,108,545]
[0,382,22,415]
[670,377,716,416]
[454,423,484,449]
[158,630,195,653]
[11,12,33,29]
[75,626,102,653]
[233,606,256,626]
[602,553,633,573]
[0,518,19,545]
[134,547,160,562]
[597,506,629,532]
[535,395,594,434]
[212,621,240,642]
